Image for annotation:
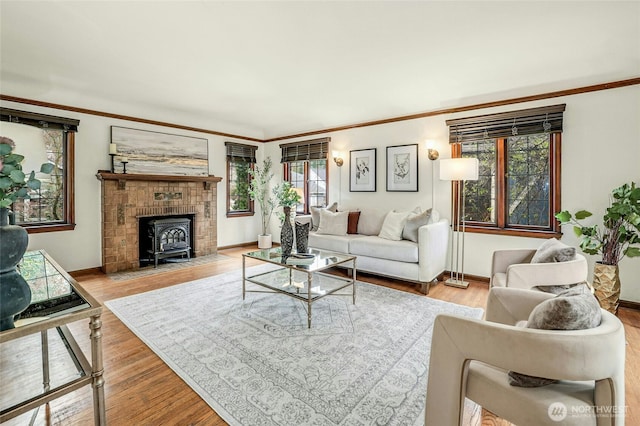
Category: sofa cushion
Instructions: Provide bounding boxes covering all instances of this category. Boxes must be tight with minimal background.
[316,209,348,236]
[531,238,576,263]
[309,232,364,253]
[379,211,410,241]
[357,208,389,235]
[402,208,432,242]
[350,236,419,263]
[310,202,337,231]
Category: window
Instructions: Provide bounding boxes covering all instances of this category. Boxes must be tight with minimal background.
[281,138,329,214]
[225,142,257,217]
[0,108,78,233]
[446,104,564,238]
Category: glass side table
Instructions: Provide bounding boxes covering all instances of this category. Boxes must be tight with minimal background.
[0,250,106,425]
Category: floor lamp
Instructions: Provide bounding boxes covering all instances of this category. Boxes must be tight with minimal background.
[439,158,479,288]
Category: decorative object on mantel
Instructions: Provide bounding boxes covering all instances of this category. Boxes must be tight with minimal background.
[111,126,208,176]
[0,137,53,330]
[109,143,117,173]
[555,181,640,314]
[121,157,128,174]
[248,157,277,249]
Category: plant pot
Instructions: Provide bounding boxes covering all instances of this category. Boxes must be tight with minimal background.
[257,234,272,249]
[593,262,620,315]
[0,207,32,331]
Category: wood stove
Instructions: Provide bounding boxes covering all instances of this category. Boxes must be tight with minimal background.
[147,217,192,267]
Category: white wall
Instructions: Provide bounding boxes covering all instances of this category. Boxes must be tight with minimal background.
[265,85,640,302]
[3,84,639,302]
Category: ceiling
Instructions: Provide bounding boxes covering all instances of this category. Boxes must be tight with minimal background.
[1,1,639,141]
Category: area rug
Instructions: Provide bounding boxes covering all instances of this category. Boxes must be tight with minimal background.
[107,253,231,281]
[106,265,484,425]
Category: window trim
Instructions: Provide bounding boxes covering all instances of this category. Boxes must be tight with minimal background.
[451,132,562,239]
[0,109,78,233]
[283,159,329,215]
[224,142,256,218]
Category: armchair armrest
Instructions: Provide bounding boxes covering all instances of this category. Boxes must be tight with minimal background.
[485,287,555,324]
[490,249,535,278]
[504,255,588,290]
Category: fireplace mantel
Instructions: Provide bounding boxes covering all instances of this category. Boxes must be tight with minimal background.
[96,170,221,273]
[96,171,222,190]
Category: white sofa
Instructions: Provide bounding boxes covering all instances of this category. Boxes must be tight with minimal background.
[307,207,449,294]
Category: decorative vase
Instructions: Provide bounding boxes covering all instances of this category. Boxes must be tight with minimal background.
[295,221,310,254]
[593,262,620,315]
[280,207,294,259]
[0,207,32,331]
[257,234,272,249]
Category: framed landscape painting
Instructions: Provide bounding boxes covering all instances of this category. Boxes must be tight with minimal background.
[350,148,376,192]
[110,126,209,176]
[386,144,418,192]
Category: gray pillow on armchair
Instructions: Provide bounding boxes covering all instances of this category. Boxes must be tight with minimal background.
[508,285,602,387]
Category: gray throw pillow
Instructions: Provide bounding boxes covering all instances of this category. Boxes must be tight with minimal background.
[531,238,576,263]
[402,208,432,243]
[310,202,337,231]
[508,285,602,388]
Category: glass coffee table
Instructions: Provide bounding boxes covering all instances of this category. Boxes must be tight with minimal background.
[242,248,357,328]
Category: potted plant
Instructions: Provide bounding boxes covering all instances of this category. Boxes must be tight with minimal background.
[0,137,54,330]
[555,181,640,314]
[273,181,301,258]
[248,157,277,248]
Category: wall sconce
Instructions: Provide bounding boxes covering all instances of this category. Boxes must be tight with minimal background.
[333,151,344,167]
[426,141,439,160]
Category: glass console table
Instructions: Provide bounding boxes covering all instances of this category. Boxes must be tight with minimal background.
[0,250,106,425]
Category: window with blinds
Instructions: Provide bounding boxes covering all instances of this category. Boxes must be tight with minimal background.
[280,137,330,213]
[446,104,565,237]
[0,108,79,232]
[225,142,257,216]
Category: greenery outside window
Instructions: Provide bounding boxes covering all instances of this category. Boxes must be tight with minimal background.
[225,142,257,217]
[447,104,564,238]
[281,138,329,214]
[0,108,78,233]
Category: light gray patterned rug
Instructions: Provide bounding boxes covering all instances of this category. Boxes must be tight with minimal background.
[106,265,483,425]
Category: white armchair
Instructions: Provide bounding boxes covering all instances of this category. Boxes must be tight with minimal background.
[490,248,588,290]
[425,287,626,426]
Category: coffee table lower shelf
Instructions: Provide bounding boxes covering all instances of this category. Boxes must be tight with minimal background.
[242,251,357,328]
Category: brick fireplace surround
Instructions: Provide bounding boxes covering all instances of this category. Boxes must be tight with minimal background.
[96,171,222,273]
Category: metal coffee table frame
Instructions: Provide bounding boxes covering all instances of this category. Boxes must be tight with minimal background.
[242,248,357,328]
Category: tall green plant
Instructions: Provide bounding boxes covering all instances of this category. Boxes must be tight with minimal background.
[248,157,276,236]
[555,182,640,265]
[0,138,54,209]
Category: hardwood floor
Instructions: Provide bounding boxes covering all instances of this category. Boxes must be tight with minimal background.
[2,246,638,425]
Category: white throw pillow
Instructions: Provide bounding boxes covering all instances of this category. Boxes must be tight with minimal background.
[310,202,338,231]
[378,211,410,241]
[316,210,348,236]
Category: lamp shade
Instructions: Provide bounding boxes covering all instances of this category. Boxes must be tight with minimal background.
[293,187,305,203]
[439,158,479,181]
